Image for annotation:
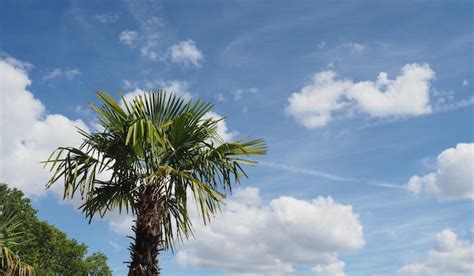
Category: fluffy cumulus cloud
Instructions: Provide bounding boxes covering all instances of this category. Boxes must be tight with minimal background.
[169,40,204,67]
[286,63,436,128]
[286,71,353,128]
[176,187,364,275]
[0,56,139,237]
[0,58,135,241]
[346,64,434,117]
[397,229,474,275]
[0,57,88,196]
[42,68,81,81]
[407,143,474,201]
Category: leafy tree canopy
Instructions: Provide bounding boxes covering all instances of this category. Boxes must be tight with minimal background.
[0,183,112,275]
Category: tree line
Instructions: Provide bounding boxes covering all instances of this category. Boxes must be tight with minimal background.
[0,183,112,275]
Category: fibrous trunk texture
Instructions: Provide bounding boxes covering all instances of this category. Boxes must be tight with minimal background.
[128,186,163,276]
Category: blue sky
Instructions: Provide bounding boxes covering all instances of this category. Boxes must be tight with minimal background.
[0,0,473,275]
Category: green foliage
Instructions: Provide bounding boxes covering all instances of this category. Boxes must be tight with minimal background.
[44,91,267,251]
[82,252,113,276]
[0,183,112,275]
[0,211,36,275]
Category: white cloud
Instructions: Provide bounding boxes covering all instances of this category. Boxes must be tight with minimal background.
[0,57,87,197]
[397,229,474,275]
[0,56,139,238]
[0,58,142,241]
[140,33,161,61]
[202,112,235,142]
[407,143,474,201]
[42,68,81,81]
[285,71,353,128]
[346,63,434,117]
[1,56,32,70]
[259,161,354,182]
[312,260,345,276]
[119,30,139,47]
[119,4,200,65]
[169,40,204,67]
[463,80,469,87]
[158,80,192,99]
[286,63,436,128]
[43,68,62,80]
[434,96,474,113]
[176,187,364,275]
[105,211,134,236]
[0,56,216,240]
[233,87,257,101]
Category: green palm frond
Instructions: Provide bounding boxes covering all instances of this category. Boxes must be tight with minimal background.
[0,213,23,247]
[43,90,266,250]
[0,212,36,275]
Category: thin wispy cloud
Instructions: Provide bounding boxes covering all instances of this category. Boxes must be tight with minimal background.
[41,68,81,81]
[119,30,139,47]
[367,181,407,190]
[109,241,122,252]
[343,42,366,53]
[259,161,355,182]
[260,161,406,190]
[233,87,257,100]
[433,96,474,113]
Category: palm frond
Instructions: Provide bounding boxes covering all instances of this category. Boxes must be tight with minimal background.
[1,245,36,276]
[0,213,36,276]
[43,90,267,250]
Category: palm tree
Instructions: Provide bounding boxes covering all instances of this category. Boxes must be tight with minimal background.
[44,91,266,275]
[0,212,36,276]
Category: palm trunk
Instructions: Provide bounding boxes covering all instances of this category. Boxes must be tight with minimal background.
[128,186,163,276]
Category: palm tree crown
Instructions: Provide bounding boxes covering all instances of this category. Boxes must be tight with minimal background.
[44,91,266,275]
